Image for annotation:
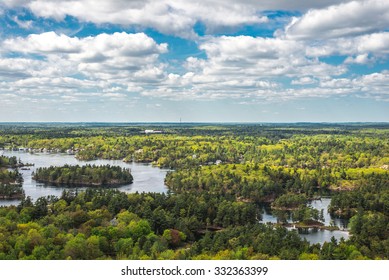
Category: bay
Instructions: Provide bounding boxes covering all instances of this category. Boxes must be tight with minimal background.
[0,150,169,207]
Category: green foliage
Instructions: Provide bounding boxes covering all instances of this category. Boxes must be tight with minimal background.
[0,123,388,259]
[0,187,384,260]
[0,184,24,199]
[0,156,24,199]
[33,164,133,186]
[329,173,389,218]
[0,156,19,168]
[0,169,23,185]
[273,193,308,209]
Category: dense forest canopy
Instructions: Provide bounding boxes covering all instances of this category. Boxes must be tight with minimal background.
[0,123,388,259]
[33,165,133,187]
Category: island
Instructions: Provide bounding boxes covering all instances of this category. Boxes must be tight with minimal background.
[0,156,25,199]
[0,183,25,199]
[0,155,34,168]
[32,164,133,187]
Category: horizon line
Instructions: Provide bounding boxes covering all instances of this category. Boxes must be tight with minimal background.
[1,121,389,125]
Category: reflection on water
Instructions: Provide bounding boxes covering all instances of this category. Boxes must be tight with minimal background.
[296,227,349,245]
[0,151,169,206]
[309,198,348,229]
[260,198,350,245]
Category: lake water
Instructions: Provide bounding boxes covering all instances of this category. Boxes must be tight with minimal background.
[261,198,350,244]
[1,150,349,244]
[0,151,169,207]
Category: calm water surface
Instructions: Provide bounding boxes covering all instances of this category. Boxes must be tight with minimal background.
[261,198,350,244]
[298,198,349,244]
[1,151,169,206]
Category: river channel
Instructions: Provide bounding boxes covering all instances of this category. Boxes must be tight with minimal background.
[1,150,349,244]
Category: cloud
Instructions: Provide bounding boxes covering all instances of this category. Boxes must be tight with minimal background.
[0,31,169,103]
[318,71,389,99]
[2,0,358,14]
[344,53,373,64]
[291,77,317,85]
[7,0,384,47]
[284,0,389,40]
[2,31,168,82]
[11,15,33,29]
[226,70,389,102]
[3,1,375,40]
[140,33,388,102]
[170,0,268,33]
[1,0,30,7]
[140,35,348,101]
[3,31,167,56]
[0,58,44,79]
[357,71,389,98]
[3,31,82,53]
[1,0,389,107]
[1,0,270,38]
[305,32,389,63]
[236,0,361,11]
[196,35,346,79]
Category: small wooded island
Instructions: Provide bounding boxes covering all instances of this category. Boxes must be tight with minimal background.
[0,184,24,199]
[33,164,133,187]
[0,156,25,199]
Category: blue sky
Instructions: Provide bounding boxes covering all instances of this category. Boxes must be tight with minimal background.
[0,0,388,122]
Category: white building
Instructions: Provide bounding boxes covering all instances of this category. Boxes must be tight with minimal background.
[144,130,162,134]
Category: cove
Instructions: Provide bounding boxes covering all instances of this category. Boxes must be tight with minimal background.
[260,198,350,244]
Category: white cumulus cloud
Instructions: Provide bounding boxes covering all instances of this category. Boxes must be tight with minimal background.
[1,0,271,38]
[0,31,168,101]
[284,0,389,40]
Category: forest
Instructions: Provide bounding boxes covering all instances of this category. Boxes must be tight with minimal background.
[33,165,133,187]
[0,123,388,259]
[0,155,24,199]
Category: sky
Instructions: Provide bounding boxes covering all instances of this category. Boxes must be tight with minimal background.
[0,0,388,122]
